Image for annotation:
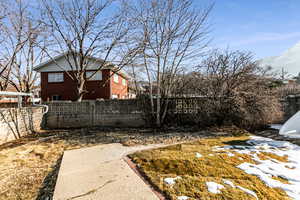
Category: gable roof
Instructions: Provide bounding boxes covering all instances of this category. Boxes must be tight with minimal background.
[34,52,109,71]
[34,52,130,79]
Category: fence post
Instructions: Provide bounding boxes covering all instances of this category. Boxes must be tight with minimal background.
[17,96,22,108]
[90,101,96,127]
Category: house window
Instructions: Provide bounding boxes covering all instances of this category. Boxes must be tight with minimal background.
[48,73,64,83]
[51,95,61,101]
[86,71,102,81]
[122,78,126,86]
[113,73,119,83]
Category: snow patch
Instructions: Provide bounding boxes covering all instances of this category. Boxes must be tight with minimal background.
[233,136,300,200]
[195,152,202,158]
[213,137,300,199]
[223,179,235,188]
[227,152,235,157]
[236,186,258,199]
[177,196,190,200]
[206,181,224,194]
[222,179,258,199]
[164,176,182,185]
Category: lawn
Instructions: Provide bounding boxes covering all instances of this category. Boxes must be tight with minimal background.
[129,136,300,200]
[0,127,229,200]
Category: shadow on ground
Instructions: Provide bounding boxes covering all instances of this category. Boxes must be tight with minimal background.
[36,156,63,200]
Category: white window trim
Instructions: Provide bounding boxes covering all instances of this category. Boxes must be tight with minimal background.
[48,72,64,83]
[86,71,102,81]
[113,74,119,83]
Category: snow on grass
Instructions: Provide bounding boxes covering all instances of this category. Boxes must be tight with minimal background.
[177,196,190,200]
[164,176,182,185]
[227,152,235,157]
[236,186,258,200]
[223,179,258,199]
[223,179,235,188]
[220,136,300,200]
[195,152,202,158]
[206,181,225,194]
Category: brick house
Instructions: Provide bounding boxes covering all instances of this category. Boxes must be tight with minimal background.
[34,54,129,101]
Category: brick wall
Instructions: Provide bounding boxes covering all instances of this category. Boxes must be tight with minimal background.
[110,72,128,99]
[45,100,145,128]
[41,69,112,101]
[0,107,44,144]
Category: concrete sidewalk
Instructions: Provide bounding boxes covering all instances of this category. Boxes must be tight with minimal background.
[53,143,163,200]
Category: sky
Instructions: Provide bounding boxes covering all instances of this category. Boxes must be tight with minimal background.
[26,0,300,60]
[195,0,300,59]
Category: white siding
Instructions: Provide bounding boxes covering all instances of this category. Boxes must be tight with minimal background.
[36,56,105,72]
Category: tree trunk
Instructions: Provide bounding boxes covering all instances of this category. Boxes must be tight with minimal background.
[76,78,85,102]
[156,96,161,127]
[156,64,161,127]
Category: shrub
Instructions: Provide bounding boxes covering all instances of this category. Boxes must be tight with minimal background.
[193,49,283,130]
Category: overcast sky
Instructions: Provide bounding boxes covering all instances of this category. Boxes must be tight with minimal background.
[197,0,300,59]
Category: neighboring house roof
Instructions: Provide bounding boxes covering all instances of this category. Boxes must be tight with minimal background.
[33,52,129,79]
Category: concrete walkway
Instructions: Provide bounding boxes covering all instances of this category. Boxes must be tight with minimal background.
[256,130,300,146]
[53,143,164,200]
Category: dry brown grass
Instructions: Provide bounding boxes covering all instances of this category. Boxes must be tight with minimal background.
[271,176,290,185]
[129,136,291,200]
[0,128,234,200]
[0,141,64,200]
[0,129,131,200]
[257,152,289,163]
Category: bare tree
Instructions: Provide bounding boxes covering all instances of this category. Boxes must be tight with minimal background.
[40,0,139,101]
[0,1,6,26]
[169,71,204,97]
[0,0,27,91]
[0,0,44,93]
[197,50,260,98]
[196,49,282,129]
[127,63,146,96]
[127,0,212,126]
[279,67,290,82]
